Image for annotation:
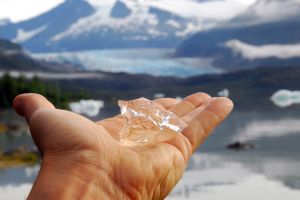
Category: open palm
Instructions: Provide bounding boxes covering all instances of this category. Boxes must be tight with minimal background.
[13,93,233,200]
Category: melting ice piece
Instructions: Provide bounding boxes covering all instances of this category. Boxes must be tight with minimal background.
[118,98,187,145]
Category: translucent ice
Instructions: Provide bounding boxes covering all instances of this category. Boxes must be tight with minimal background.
[118,98,187,145]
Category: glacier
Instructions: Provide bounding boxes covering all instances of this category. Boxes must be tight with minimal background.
[32,49,223,77]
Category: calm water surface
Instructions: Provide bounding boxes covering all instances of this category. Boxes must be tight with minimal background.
[1,108,300,199]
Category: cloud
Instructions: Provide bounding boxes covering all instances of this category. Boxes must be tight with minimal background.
[232,118,300,142]
[271,90,300,108]
[224,40,300,60]
[233,0,300,25]
[0,0,64,22]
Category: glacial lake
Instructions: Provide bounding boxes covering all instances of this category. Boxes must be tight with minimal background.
[1,108,300,200]
[1,48,299,199]
[32,49,223,78]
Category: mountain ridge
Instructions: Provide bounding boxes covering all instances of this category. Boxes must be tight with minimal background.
[0,38,81,72]
[0,0,252,52]
[175,0,300,70]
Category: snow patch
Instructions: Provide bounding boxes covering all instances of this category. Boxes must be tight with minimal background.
[51,0,253,42]
[166,20,181,29]
[13,25,47,43]
[225,40,300,60]
[51,1,151,41]
[85,0,117,8]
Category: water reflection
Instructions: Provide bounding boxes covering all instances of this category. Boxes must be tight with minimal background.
[0,109,300,199]
[0,165,39,199]
[232,119,300,142]
[168,153,300,200]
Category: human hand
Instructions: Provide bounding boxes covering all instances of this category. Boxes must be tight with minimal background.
[13,93,233,200]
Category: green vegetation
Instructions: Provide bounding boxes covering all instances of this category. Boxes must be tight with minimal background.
[0,148,39,169]
[0,73,85,109]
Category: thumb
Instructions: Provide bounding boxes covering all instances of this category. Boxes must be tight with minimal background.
[13,93,55,122]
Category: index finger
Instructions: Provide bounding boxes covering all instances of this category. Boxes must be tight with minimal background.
[181,97,234,152]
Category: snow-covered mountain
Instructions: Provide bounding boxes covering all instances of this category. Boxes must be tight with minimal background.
[0,0,253,52]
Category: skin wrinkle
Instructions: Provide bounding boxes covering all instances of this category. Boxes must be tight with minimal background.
[199,109,222,134]
[45,150,120,199]
[169,100,195,117]
[156,144,184,198]
[167,135,192,162]
[185,93,212,107]
[145,150,157,199]
[181,126,197,150]
[154,98,179,109]
[74,154,122,199]
[111,148,142,200]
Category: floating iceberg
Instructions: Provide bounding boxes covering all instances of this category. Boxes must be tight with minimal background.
[69,100,104,117]
[218,88,230,97]
[175,96,183,101]
[271,90,300,107]
[154,93,165,98]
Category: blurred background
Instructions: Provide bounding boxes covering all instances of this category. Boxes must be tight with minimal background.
[0,0,300,199]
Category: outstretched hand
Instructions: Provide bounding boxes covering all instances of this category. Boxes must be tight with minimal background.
[13,93,233,200]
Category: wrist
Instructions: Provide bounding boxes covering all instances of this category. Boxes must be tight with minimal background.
[27,151,125,200]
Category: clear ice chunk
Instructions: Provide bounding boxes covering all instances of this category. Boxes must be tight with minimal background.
[118,98,187,145]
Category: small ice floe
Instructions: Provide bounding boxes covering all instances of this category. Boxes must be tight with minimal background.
[69,100,104,117]
[175,96,183,101]
[218,88,230,97]
[154,93,165,98]
[271,90,300,107]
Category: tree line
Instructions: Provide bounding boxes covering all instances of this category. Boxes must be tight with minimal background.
[0,73,83,109]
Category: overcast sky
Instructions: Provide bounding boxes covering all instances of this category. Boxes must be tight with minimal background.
[0,0,257,22]
[0,0,64,22]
